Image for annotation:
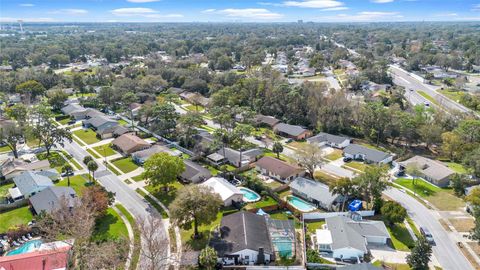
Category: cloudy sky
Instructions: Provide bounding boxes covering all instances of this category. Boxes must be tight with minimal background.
[1,0,479,22]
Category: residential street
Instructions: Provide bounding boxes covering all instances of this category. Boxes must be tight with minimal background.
[384,188,474,270]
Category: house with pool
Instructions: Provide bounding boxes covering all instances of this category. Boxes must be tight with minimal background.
[289,177,345,211]
[200,177,243,207]
[210,211,296,265]
[255,156,305,183]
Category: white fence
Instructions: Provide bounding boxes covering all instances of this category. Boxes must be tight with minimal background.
[303,211,375,220]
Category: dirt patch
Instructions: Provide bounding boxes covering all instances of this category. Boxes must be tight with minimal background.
[449,218,475,232]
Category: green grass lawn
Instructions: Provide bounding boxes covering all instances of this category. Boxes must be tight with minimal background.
[92,208,128,241]
[245,196,277,210]
[387,223,415,251]
[111,158,139,174]
[306,221,325,234]
[406,217,421,238]
[372,261,410,270]
[26,138,41,148]
[325,149,343,161]
[438,88,465,102]
[286,141,306,149]
[418,91,439,106]
[86,148,101,159]
[185,104,205,112]
[0,183,14,199]
[60,151,82,170]
[107,164,122,175]
[0,206,33,233]
[92,144,117,157]
[145,181,185,208]
[58,117,73,125]
[0,144,11,153]
[394,178,465,211]
[132,175,145,182]
[37,151,70,173]
[136,188,168,218]
[118,119,129,126]
[115,204,140,270]
[314,170,339,186]
[56,174,89,195]
[73,129,100,145]
[200,125,216,132]
[342,161,369,172]
[443,162,468,174]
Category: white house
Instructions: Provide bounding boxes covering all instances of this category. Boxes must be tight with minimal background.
[8,170,58,201]
[200,177,243,206]
[343,144,393,164]
[307,132,351,149]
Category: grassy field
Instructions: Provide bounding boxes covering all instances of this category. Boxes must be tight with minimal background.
[0,183,14,199]
[92,144,117,157]
[394,178,465,211]
[342,161,369,172]
[111,158,139,174]
[145,181,185,208]
[325,149,343,161]
[286,141,306,149]
[56,174,89,195]
[92,207,128,241]
[387,223,415,251]
[73,129,100,145]
[136,188,168,218]
[244,196,277,210]
[418,91,439,106]
[443,162,468,174]
[0,206,33,233]
[438,88,464,102]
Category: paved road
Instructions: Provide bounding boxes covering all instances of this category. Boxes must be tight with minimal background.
[384,188,473,270]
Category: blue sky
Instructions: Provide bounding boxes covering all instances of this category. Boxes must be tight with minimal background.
[1,0,479,22]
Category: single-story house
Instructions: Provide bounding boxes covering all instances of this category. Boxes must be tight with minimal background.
[29,186,79,214]
[96,125,130,139]
[132,144,181,165]
[209,147,263,168]
[307,132,351,149]
[399,156,455,187]
[0,241,72,270]
[289,177,344,211]
[9,170,59,200]
[1,159,51,180]
[210,211,274,265]
[200,177,243,206]
[179,92,210,107]
[315,215,390,262]
[273,123,312,140]
[255,156,304,183]
[343,144,393,164]
[61,103,86,119]
[207,153,227,166]
[112,133,151,156]
[180,160,212,183]
[254,115,280,128]
[82,115,119,134]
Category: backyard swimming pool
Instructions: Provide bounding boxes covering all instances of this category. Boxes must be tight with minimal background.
[239,187,261,202]
[286,195,316,212]
[6,240,43,256]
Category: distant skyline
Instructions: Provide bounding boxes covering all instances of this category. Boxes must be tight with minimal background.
[1,0,479,23]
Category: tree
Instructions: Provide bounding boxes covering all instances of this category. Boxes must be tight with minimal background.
[233,124,254,167]
[72,73,85,95]
[61,164,73,187]
[149,103,179,139]
[47,89,69,110]
[466,188,480,208]
[0,123,24,158]
[137,216,172,270]
[5,103,28,126]
[451,174,468,197]
[122,92,138,133]
[170,185,222,239]
[381,201,407,226]
[464,147,480,178]
[441,131,464,162]
[295,143,325,177]
[406,236,432,270]
[87,160,99,182]
[83,155,93,166]
[330,177,357,211]
[355,165,389,209]
[272,141,284,159]
[142,152,185,191]
[199,246,218,270]
[406,163,422,189]
[15,80,46,104]
[81,185,113,218]
[177,112,204,147]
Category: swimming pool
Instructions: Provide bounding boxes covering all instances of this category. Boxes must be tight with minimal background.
[239,187,261,202]
[6,240,43,256]
[286,195,316,212]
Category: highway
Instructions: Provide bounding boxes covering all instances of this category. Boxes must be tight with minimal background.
[385,188,473,270]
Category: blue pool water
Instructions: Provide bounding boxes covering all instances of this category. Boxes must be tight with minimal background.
[273,241,293,258]
[287,195,316,212]
[6,240,42,256]
[239,187,261,202]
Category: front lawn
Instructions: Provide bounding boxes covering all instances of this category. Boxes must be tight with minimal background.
[73,129,101,145]
[342,161,369,172]
[0,183,14,199]
[132,175,145,182]
[286,141,306,149]
[111,158,139,174]
[394,177,440,197]
[306,221,325,234]
[92,144,117,157]
[0,206,33,233]
[325,149,343,161]
[314,170,339,186]
[118,119,129,126]
[56,174,89,195]
[185,104,205,112]
[372,261,410,270]
[145,181,185,208]
[92,208,128,241]
[387,223,415,251]
[245,196,277,210]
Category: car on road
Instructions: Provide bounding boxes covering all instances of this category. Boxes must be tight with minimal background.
[424,101,430,107]
[420,227,435,244]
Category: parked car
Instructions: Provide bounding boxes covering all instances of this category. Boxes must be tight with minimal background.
[67,120,76,125]
[285,138,293,143]
[61,171,74,177]
[420,227,435,244]
[395,170,405,177]
[343,157,352,162]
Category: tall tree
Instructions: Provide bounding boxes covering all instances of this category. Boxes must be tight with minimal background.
[199,246,218,270]
[295,143,325,177]
[137,216,172,270]
[5,103,28,126]
[232,123,254,167]
[61,164,74,187]
[177,112,204,148]
[142,152,185,191]
[355,165,389,209]
[47,89,69,110]
[0,123,24,158]
[406,236,432,270]
[15,80,46,104]
[272,141,284,159]
[381,201,407,226]
[170,185,222,239]
[330,177,357,211]
[87,160,99,182]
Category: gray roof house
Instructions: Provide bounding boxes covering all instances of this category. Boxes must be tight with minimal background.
[307,132,351,149]
[211,147,263,168]
[399,156,455,187]
[180,160,212,183]
[315,215,390,262]
[61,103,85,116]
[9,170,58,200]
[29,186,79,214]
[273,123,312,140]
[82,115,118,132]
[132,144,181,165]
[289,177,344,211]
[254,115,280,128]
[341,263,382,270]
[343,144,393,164]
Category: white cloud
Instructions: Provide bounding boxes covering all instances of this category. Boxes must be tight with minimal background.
[111,7,157,16]
[472,4,480,11]
[19,3,35,7]
[316,11,402,21]
[282,0,344,8]
[0,17,56,22]
[371,0,394,3]
[126,0,161,2]
[49,9,88,15]
[434,13,458,17]
[203,8,283,20]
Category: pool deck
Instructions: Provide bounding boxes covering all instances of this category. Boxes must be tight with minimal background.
[285,195,317,212]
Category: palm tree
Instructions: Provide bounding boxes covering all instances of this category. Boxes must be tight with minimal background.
[272,141,284,159]
[61,164,73,187]
[330,177,357,211]
[87,161,98,183]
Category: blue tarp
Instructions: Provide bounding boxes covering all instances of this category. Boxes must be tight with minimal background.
[348,200,362,211]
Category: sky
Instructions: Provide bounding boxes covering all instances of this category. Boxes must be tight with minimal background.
[0,0,479,23]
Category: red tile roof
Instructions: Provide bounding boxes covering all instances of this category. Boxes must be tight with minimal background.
[0,246,71,270]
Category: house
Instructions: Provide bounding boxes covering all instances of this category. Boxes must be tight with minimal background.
[307,132,351,149]
[255,156,304,183]
[273,123,312,140]
[112,133,151,156]
[96,125,130,139]
[1,159,51,180]
[180,160,212,183]
[289,177,344,211]
[167,87,186,95]
[8,170,58,200]
[209,147,263,168]
[211,211,274,265]
[179,92,210,107]
[315,215,390,262]
[29,186,79,214]
[132,144,181,165]
[207,153,227,166]
[200,177,243,206]
[82,115,119,135]
[343,144,393,164]
[254,115,280,128]
[0,241,72,270]
[61,103,85,118]
[399,156,455,187]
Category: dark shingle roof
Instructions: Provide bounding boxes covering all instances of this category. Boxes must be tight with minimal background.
[255,115,280,127]
[307,132,349,145]
[289,177,340,206]
[343,144,392,163]
[29,186,79,214]
[255,156,302,179]
[181,160,211,183]
[274,123,308,137]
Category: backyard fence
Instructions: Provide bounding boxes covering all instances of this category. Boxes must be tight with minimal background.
[303,210,375,221]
